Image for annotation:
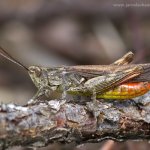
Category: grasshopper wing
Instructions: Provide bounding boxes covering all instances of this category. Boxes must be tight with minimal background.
[84,66,143,94]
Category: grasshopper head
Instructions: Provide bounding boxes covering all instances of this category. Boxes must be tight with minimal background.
[28,66,48,88]
[0,46,49,89]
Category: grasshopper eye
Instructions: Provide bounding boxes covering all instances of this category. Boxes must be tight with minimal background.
[29,66,41,77]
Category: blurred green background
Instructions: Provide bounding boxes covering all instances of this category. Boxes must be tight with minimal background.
[0,0,149,150]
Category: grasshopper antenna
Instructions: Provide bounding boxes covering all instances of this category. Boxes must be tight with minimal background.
[0,46,29,71]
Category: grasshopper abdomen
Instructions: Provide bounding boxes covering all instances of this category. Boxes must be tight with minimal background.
[97,82,150,99]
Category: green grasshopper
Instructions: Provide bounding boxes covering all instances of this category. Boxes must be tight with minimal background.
[0,46,148,105]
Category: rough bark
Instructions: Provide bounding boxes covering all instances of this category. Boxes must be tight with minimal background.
[0,92,150,149]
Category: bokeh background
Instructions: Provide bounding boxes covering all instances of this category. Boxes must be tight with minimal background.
[0,0,149,150]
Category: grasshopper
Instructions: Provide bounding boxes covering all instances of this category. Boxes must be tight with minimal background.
[0,46,149,105]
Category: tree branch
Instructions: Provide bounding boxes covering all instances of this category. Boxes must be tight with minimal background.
[0,93,150,149]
